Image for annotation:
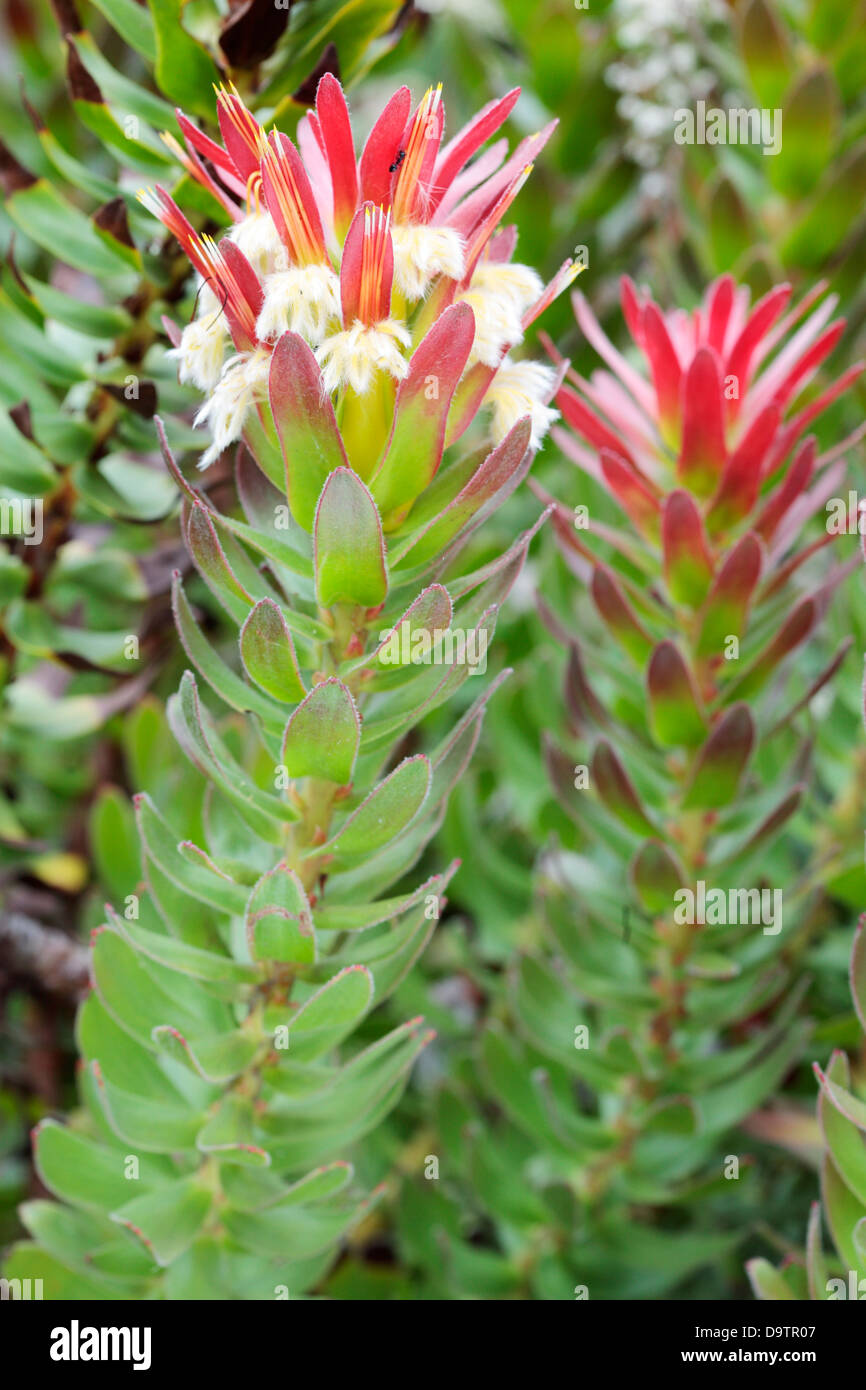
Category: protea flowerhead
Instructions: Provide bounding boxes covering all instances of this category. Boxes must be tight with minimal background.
[549,275,864,702]
[143,79,578,508]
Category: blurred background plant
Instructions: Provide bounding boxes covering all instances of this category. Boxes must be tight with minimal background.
[1,0,865,1299]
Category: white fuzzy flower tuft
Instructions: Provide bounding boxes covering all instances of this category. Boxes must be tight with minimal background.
[392,223,466,300]
[194,348,272,468]
[255,264,341,346]
[229,211,285,275]
[483,357,559,450]
[458,262,544,368]
[168,289,228,393]
[196,280,223,318]
[316,320,411,396]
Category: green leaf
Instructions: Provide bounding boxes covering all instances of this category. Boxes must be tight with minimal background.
[89,1062,201,1152]
[822,1154,866,1274]
[631,841,685,915]
[781,143,866,269]
[245,864,315,966]
[0,408,57,494]
[91,925,231,1053]
[88,0,157,59]
[746,1258,797,1300]
[682,704,755,810]
[321,755,431,859]
[282,678,360,785]
[174,579,287,730]
[168,671,299,840]
[591,740,660,836]
[135,792,250,917]
[148,0,221,118]
[112,1179,212,1267]
[6,180,134,277]
[739,0,794,109]
[239,598,307,705]
[369,303,474,521]
[3,1244,131,1300]
[32,1120,172,1214]
[283,965,374,1062]
[196,1096,270,1168]
[771,66,840,199]
[222,1195,371,1261]
[646,642,706,748]
[314,467,387,608]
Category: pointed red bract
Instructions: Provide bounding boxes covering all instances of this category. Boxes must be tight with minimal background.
[315,74,358,241]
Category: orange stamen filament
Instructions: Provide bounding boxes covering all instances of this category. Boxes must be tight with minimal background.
[245,170,263,215]
[261,136,321,266]
[393,85,442,224]
[216,83,263,164]
[201,234,259,342]
[359,206,391,325]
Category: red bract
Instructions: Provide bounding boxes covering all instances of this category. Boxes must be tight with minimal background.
[547,276,865,716]
[554,275,864,542]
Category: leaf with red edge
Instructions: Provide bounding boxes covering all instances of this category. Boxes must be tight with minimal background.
[598,454,660,543]
[282,678,360,786]
[591,740,660,836]
[564,643,609,733]
[370,303,475,523]
[558,386,636,465]
[185,500,253,623]
[682,704,755,810]
[726,596,816,701]
[715,785,804,864]
[821,1153,866,1275]
[754,437,815,541]
[851,916,866,1034]
[706,405,780,532]
[677,348,726,497]
[239,599,306,704]
[269,332,349,531]
[320,755,431,861]
[696,533,763,659]
[111,1179,211,1267]
[662,491,714,606]
[245,864,314,966]
[631,841,686,915]
[392,416,532,569]
[590,568,654,666]
[647,642,706,748]
[314,467,387,608]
